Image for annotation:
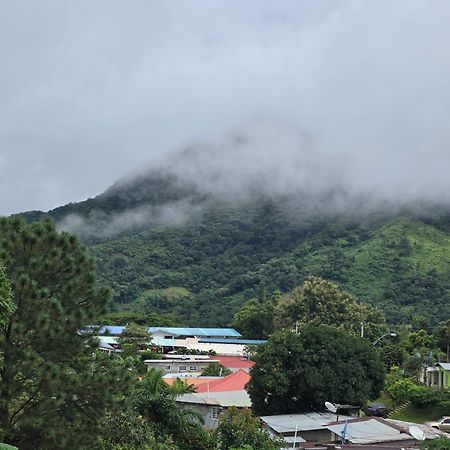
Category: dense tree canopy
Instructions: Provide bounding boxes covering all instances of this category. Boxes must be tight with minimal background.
[231,289,279,339]
[0,218,131,449]
[273,277,386,340]
[247,325,385,415]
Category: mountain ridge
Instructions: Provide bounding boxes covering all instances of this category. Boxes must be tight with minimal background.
[16,169,450,327]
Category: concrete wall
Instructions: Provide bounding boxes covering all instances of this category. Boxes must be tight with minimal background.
[177,402,222,429]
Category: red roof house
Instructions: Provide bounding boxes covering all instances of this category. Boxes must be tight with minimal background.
[214,356,255,372]
[195,369,250,393]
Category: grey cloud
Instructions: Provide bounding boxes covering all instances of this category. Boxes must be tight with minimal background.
[1,0,450,215]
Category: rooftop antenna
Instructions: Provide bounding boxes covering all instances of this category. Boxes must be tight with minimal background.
[409,425,426,441]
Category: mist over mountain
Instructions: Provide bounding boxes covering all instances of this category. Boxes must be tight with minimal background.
[18,136,450,328]
[20,119,450,241]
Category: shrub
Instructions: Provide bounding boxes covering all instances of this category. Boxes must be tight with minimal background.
[386,378,417,404]
[410,386,450,409]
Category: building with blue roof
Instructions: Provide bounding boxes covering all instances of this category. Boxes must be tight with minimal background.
[147,327,242,338]
[88,325,263,356]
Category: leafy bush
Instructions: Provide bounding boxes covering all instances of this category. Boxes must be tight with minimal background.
[410,386,450,409]
[386,378,417,404]
[217,407,282,450]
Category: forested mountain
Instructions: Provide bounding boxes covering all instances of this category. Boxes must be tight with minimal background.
[20,170,450,328]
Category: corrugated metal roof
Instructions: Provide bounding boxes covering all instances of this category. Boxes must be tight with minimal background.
[438,362,450,371]
[282,435,306,443]
[198,338,266,345]
[195,370,250,393]
[151,337,179,347]
[90,326,242,338]
[149,327,242,337]
[326,419,411,444]
[214,356,255,370]
[176,389,251,407]
[260,412,352,433]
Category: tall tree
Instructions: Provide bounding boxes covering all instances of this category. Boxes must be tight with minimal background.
[247,325,385,415]
[273,276,385,340]
[0,218,131,449]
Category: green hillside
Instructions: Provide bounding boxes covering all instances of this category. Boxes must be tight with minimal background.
[89,212,450,327]
[20,173,450,327]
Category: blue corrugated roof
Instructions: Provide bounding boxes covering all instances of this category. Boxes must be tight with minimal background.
[88,325,242,338]
[148,327,242,338]
[198,338,266,345]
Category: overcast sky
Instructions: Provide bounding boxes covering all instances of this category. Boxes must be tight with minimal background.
[1,0,450,215]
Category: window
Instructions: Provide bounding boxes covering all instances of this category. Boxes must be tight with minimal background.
[189,366,197,371]
[179,365,187,372]
[165,365,171,371]
[211,407,221,420]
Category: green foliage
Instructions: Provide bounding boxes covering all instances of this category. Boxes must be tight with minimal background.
[247,325,385,415]
[0,444,18,450]
[0,217,132,449]
[273,277,386,340]
[102,310,178,326]
[377,343,406,370]
[435,319,450,362]
[118,322,152,356]
[96,410,179,450]
[386,378,417,405]
[232,296,275,339]
[200,363,232,377]
[217,407,282,450]
[0,265,14,326]
[130,369,213,450]
[409,385,450,409]
[25,180,450,329]
[405,329,436,352]
[420,437,450,450]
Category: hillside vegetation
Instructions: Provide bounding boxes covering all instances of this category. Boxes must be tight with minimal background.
[20,173,450,327]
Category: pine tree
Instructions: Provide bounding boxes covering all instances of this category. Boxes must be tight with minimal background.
[0,217,132,449]
[0,264,14,326]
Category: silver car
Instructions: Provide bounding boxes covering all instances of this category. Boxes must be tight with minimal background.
[427,417,450,432]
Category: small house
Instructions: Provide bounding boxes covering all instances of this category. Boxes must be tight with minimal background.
[422,362,450,388]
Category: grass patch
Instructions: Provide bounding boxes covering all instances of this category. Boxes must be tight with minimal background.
[390,405,447,423]
[372,392,394,410]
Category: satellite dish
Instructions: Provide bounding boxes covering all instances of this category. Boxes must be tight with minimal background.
[325,401,338,413]
[409,426,426,441]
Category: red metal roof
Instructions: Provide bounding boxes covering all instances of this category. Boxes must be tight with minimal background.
[214,356,255,370]
[195,369,250,393]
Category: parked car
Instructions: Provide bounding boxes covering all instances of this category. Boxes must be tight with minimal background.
[366,403,389,418]
[427,417,450,432]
